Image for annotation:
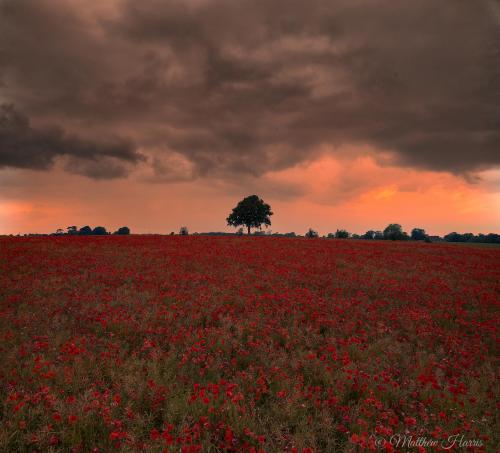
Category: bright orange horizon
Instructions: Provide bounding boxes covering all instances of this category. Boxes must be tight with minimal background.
[1,154,499,236]
[0,1,499,235]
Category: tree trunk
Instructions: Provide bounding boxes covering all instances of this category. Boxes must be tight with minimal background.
[247,226,251,235]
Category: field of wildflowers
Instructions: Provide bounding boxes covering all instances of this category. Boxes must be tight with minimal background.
[1,236,498,452]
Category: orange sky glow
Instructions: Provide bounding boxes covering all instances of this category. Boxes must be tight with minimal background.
[1,152,498,236]
[1,1,499,235]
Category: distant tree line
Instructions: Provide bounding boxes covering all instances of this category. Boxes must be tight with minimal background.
[52,226,130,235]
[223,196,497,243]
[36,224,500,243]
[318,224,415,241]
[443,232,500,244]
[309,224,500,243]
[41,193,498,243]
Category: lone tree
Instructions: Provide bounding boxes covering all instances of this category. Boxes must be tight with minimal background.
[227,195,273,235]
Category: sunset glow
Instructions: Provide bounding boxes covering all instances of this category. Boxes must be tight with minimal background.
[1,155,498,235]
[1,2,499,451]
[0,0,498,234]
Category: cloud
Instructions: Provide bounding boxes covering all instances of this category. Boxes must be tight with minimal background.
[0,0,499,179]
[0,104,143,178]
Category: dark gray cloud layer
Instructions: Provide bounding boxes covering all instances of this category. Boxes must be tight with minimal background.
[0,0,499,179]
[0,104,142,178]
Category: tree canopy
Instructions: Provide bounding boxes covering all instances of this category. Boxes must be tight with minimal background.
[226,195,273,234]
[114,227,130,235]
[305,228,319,238]
[335,229,349,239]
[411,228,427,241]
[92,226,108,235]
[78,226,92,235]
[383,224,408,241]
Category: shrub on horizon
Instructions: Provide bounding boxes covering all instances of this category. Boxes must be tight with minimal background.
[114,227,130,235]
[92,226,108,235]
[383,224,408,241]
[335,229,349,239]
[78,226,92,235]
[305,228,319,238]
[411,228,428,241]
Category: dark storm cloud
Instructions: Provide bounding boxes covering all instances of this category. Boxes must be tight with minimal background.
[0,104,143,179]
[0,0,499,179]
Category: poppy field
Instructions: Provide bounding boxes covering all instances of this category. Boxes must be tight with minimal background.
[0,236,498,452]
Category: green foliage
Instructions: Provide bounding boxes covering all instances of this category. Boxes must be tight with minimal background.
[114,227,130,235]
[78,226,92,235]
[383,224,408,241]
[444,232,500,243]
[411,228,427,241]
[305,228,318,238]
[227,195,273,234]
[92,226,108,235]
[335,229,349,239]
[362,230,384,240]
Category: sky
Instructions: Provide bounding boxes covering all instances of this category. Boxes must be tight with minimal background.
[1,0,499,235]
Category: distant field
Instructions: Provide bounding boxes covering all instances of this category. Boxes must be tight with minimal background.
[1,237,498,452]
[443,241,500,249]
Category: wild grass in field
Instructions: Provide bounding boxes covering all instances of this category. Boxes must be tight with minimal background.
[0,237,498,452]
